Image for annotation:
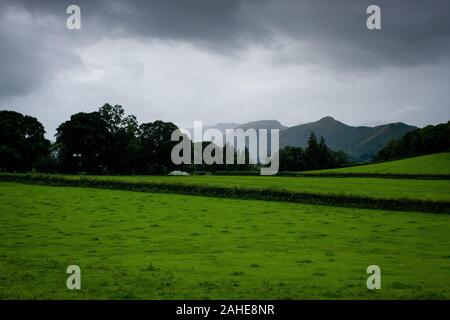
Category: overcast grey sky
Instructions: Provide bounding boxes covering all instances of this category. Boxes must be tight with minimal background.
[1,0,449,138]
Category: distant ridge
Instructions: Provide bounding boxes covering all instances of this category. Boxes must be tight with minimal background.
[184,120,285,141]
[183,117,416,161]
[279,117,416,161]
[236,120,287,131]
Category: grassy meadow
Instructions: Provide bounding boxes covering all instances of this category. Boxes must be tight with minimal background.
[77,174,450,202]
[308,152,450,175]
[1,182,450,299]
[3,172,450,203]
[1,154,450,299]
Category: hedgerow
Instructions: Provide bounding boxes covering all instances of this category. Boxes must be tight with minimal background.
[1,173,449,214]
[192,171,450,179]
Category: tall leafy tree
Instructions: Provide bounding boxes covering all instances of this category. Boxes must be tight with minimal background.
[55,112,110,174]
[318,136,330,165]
[278,133,348,171]
[279,146,305,172]
[55,104,141,174]
[305,132,320,169]
[98,104,139,173]
[0,110,50,172]
[137,120,179,173]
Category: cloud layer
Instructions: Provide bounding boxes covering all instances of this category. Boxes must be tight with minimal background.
[1,0,449,138]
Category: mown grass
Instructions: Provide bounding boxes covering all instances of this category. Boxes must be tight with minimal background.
[82,174,450,202]
[6,171,449,202]
[307,152,450,176]
[2,173,449,213]
[1,182,450,299]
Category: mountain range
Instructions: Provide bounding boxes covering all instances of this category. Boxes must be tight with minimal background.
[185,117,416,161]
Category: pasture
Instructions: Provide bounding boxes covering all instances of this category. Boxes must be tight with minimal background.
[80,174,450,202]
[307,152,450,176]
[1,182,449,299]
[3,173,450,203]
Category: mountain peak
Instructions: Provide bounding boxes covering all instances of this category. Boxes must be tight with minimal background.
[237,120,287,130]
[318,116,336,122]
[279,117,416,161]
[315,116,347,127]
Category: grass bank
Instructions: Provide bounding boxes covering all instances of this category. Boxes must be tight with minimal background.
[1,182,449,299]
[305,152,450,177]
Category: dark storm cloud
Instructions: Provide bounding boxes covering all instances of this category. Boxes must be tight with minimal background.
[6,0,450,66]
[0,0,83,98]
[0,0,449,128]
[0,0,267,98]
[5,0,270,47]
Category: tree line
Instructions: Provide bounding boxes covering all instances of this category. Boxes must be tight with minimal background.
[1,104,349,174]
[374,121,450,161]
[278,133,348,171]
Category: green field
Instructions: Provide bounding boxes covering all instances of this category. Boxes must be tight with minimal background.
[32,174,450,202]
[1,152,450,299]
[308,152,450,175]
[1,182,450,299]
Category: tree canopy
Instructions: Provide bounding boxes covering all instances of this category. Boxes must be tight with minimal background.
[279,133,348,171]
[2,105,353,174]
[375,121,450,161]
[54,104,181,174]
[0,110,51,172]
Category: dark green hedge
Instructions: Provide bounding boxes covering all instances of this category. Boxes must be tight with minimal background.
[1,173,449,214]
